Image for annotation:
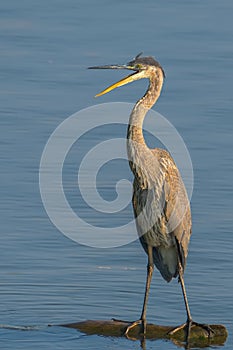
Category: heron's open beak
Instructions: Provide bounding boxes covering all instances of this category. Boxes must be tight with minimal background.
[88,64,140,97]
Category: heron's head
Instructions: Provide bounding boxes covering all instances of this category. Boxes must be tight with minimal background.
[88,53,165,97]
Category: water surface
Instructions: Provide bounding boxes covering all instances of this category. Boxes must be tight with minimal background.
[0,1,232,349]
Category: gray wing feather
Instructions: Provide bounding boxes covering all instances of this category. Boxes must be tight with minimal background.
[133,149,192,281]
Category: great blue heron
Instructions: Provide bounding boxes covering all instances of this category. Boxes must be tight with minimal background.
[89,54,213,341]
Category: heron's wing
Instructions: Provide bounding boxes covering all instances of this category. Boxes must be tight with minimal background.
[132,148,192,280]
[158,149,192,268]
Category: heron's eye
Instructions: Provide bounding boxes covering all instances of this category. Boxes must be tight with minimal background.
[135,64,143,70]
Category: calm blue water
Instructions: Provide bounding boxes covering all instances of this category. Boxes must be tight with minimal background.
[0,0,232,349]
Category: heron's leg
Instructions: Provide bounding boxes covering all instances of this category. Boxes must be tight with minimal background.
[168,260,214,341]
[140,245,154,332]
[179,262,192,323]
[124,246,154,336]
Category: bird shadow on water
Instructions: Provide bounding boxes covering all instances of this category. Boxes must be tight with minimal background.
[125,336,225,350]
[127,334,216,350]
[139,337,207,350]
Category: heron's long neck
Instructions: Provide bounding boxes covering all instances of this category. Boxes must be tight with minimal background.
[127,72,163,179]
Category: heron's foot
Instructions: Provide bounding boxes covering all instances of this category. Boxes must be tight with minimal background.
[168,319,215,338]
[125,319,146,337]
[112,318,146,337]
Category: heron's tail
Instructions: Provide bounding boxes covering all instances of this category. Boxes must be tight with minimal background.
[153,246,179,282]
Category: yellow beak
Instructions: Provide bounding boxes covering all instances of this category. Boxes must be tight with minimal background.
[95,72,138,97]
